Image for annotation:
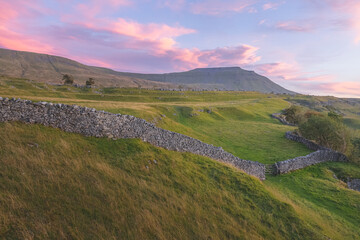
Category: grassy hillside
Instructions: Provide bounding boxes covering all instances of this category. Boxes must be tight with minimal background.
[0,122,320,239]
[286,95,360,130]
[266,162,360,240]
[0,77,310,163]
[0,48,176,88]
[1,77,360,239]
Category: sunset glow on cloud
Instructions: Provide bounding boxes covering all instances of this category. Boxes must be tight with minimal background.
[0,0,359,97]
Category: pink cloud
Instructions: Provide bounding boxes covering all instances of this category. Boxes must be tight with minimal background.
[0,2,18,21]
[263,1,283,11]
[317,82,360,96]
[252,61,357,97]
[306,0,360,43]
[259,18,317,32]
[275,21,313,32]
[59,17,196,55]
[254,62,336,83]
[295,81,360,97]
[0,28,55,54]
[198,45,261,67]
[54,5,263,72]
[111,18,195,41]
[0,0,56,54]
[75,0,132,18]
[0,0,263,73]
[255,62,301,80]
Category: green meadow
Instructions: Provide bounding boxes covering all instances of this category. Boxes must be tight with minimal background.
[0,77,311,163]
[0,77,360,239]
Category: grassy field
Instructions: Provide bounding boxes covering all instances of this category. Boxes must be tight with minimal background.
[0,77,311,163]
[1,77,360,239]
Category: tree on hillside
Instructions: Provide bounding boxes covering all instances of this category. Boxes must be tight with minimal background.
[62,74,74,85]
[351,138,360,164]
[283,105,305,124]
[303,110,322,120]
[299,115,351,153]
[328,111,343,122]
[86,77,95,87]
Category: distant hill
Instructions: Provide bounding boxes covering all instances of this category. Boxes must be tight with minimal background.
[117,67,296,94]
[0,48,295,94]
[0,48,175,88]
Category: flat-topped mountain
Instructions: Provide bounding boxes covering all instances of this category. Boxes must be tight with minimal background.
[116,67,296,94]
[0,48,295,94]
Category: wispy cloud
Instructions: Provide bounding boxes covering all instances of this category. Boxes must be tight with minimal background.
[190,0,257,15]
[292,81,360,97]
[305,0,360,43]
[255,62,301,80]
[315,81,360,97]
[259,19,317,32]
[263,1,284,11]
[163,0,286,15]
[274,21,314,32]
[198,45,261,66]
[254,61,336,82]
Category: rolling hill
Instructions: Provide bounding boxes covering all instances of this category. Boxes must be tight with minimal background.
[0,77,360,239]
[0,48,175,89]
[0,48,295,94]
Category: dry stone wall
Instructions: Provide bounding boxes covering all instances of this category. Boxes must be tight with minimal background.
[271,131,348,174]
[285,131,328,151]
[0,97,265,180]
[271,113,295,126]
[347,179,360,192]
[274,150,347,174]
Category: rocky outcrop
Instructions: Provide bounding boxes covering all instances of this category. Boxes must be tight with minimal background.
[347,179,360,192]
[0,97,265,180]
[271,113,295,126]
[274,150,347,174]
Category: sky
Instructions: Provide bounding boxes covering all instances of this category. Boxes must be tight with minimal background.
[1,0,360,97]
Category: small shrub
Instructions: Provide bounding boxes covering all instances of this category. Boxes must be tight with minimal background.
[283,105,305,124]
[86,78,95,87]
[62,74,74,85]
